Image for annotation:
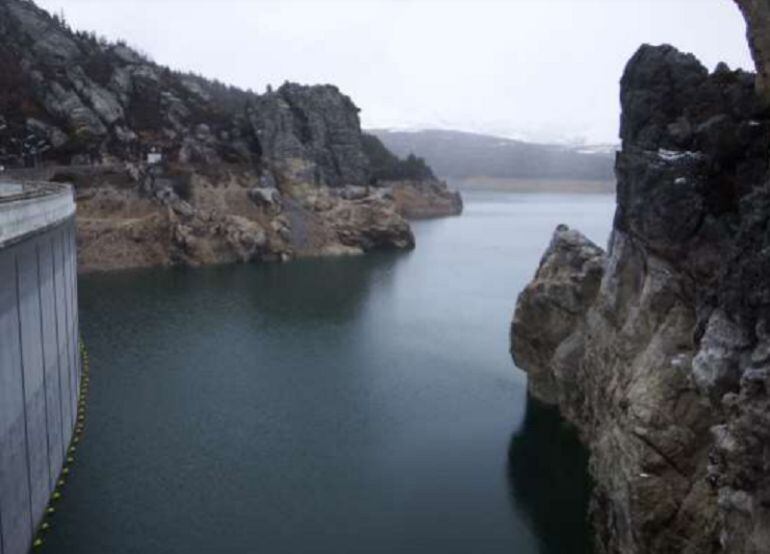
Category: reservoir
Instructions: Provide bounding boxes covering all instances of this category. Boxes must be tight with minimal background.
[44,192,614,554]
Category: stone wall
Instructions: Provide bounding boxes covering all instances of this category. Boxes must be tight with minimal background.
[0,183,78,554]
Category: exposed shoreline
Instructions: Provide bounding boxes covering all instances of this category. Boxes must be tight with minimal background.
[447,176,615,194]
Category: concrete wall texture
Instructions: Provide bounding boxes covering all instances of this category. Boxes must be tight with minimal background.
[0,184,79,554]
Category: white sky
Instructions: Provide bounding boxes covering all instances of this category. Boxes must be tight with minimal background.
[36,0,753,144]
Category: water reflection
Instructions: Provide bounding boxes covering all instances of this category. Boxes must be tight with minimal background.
[242,253,401,322]
[47,193,613,554]
[80,253,403,333]
[507,393,594,554]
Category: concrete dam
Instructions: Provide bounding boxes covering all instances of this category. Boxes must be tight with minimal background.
[0,183,80,554]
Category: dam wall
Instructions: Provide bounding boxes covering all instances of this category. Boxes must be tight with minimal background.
[0,183,79,554]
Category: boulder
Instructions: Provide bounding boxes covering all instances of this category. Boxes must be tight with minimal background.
[222,215,268,262]
[339,185,369,200]
[248,186,282,209]
[330,196,415,251]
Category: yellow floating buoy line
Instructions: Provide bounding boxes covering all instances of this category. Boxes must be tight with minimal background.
[32,338,92,550]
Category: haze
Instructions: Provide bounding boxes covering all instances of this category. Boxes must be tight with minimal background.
[36,0,753,145]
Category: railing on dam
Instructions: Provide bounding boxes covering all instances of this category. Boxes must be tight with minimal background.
[0,182,79,554]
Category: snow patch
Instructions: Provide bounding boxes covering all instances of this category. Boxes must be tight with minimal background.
[657,149,701,162]
[572,143,620,155]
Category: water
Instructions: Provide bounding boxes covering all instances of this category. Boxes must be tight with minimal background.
[45,192,615,554]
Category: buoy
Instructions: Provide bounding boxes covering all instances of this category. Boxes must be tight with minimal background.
[36,338,93,541]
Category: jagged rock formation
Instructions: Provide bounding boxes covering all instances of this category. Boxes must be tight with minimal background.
[249,83,371,187]
[0,0,460,271]
[736,0,770,102]
[511,18,770,554]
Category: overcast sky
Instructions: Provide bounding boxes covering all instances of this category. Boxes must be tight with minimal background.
[36,0,753,144]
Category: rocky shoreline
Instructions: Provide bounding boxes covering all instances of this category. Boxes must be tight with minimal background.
[510,5,770,554]
[66,163,446,273]
[7,161,461,273]
[390,179,463,219]
[0,0,462,273]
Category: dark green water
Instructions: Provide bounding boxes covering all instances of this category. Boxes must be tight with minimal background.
[45,192,614,554]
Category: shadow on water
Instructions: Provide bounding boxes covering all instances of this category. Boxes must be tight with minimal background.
[507,393,594,554]
[79,251,404,328]
[240,252,404,322]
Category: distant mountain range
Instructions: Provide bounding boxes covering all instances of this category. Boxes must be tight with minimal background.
[369,129,617,182]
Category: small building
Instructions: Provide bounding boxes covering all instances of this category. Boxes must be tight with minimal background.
[147,148,163,165]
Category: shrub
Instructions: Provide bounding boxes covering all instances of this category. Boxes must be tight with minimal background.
[361,133,435,183]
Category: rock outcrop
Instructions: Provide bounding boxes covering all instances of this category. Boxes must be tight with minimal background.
[0,0,459,271]
[390,180,463,219]
[54,164,412,273]
[736,0,770,103]
[358,131,462,218]
[511,16,770,554]
[249,83,371,188]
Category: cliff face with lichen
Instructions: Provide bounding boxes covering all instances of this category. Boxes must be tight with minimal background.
[511,6,770,554]
[0,0,461,272]
[736,0,770,102]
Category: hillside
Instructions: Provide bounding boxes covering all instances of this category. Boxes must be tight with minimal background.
[0,0,461,271]
[0,0,420,185]
[370,129,616,184]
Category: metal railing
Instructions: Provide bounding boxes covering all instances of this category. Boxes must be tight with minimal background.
[0,181,72,204]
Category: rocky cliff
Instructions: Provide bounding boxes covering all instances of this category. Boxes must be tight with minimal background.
[511,8,770,554]
[0,0,460,271]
